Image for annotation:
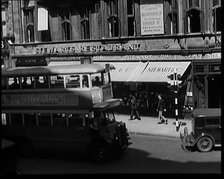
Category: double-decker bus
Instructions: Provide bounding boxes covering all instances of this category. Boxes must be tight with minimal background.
[1,63,130,162]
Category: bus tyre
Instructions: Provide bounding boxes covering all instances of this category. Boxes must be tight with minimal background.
[92,143,111,163]
[196,136,213,152]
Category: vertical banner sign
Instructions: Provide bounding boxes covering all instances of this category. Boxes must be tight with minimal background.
[140,1,164,35]
[38,7,48,31]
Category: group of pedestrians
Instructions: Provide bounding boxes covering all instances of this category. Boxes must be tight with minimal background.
[129,92,168,125]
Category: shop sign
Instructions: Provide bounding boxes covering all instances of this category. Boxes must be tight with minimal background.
[16,57,47,66]
[34,43,141,55]
[140,2,164,35]
[12,39,179,56]
[93,53,221,61]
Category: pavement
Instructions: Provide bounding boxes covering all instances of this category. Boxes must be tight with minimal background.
[115,112,192,138]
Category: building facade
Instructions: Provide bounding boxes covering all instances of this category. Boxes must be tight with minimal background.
[2,0,221,116]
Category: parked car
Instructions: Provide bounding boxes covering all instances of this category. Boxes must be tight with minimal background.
[180,108,221,152]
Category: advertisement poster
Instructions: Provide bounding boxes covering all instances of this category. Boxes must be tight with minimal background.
[140,2,164,35]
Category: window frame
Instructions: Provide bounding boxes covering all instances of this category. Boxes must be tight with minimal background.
[107,0,119,38]
[59,9,72,41]
[212,5,221,33]
[165,0,178,35]
[23,6,35,42]
[185,0,204,34]
[127,0,136,37]
[80,7,90,40]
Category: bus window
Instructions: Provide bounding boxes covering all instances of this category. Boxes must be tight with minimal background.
[35,76,48,89]
[9,77,20,90]
[68,113,85,127]
[103,72,110,84]
[52,113,67,126]
[24,113,37,126]
[11,113,23,126]
[104,110,115,123]
[65,75,80,88]
[21,76,33,89]
[50,75,64,88]
[91,73,103,87]
[1,77,7,89]
[94,111,106,126]
[81,75,89,88]
[37,114,52,126]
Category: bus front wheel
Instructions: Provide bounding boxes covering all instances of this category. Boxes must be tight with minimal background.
[92,142,111,163]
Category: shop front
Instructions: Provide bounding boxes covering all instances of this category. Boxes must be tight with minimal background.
[10,40,221,118]
[192,59,221,109]
[94,58,192,118]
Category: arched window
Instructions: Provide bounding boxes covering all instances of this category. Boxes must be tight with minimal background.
[107,0,119,37]
[62,21,72,40]
[26,24,35,42]
[212,3,221,32]
[80,8,90,39]
[165,0,178,35]
[60,10,72,41]
[127,0,136,36]
[186,7,203,33]
[24,7,35,42]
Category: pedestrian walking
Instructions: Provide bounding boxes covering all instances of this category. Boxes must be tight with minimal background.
[156,94,168,124]
[129,94,141,120]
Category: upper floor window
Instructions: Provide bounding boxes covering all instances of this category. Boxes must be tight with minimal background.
[127,0,136,36]
[186,0,203,33]
[1,7,7,37]
[24,7,35,42]
[165,0,178,35]
[80,8,90,39]
[212,0,221,32]
[188,0,200,8]
[60,10,72,41]
[107,0,119,37]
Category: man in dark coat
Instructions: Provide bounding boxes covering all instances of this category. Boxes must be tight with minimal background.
[156,94,168,124]
[129,94,141,120]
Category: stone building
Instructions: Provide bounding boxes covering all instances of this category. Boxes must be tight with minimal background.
[2,0,221,116]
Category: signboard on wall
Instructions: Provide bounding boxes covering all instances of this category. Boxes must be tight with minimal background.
[38,7,48,31]
[140,1,164,35]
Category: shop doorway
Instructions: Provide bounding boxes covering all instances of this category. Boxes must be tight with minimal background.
[208,75,221,108]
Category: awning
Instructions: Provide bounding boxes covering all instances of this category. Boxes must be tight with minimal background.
[95,62,148,82]
[94,61,191,83]
[48,61,80,66]
[135,61,191,82]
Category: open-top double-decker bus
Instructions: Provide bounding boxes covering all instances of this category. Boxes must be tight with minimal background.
[1,63,131,162]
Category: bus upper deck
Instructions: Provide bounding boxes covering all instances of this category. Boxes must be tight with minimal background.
[1,64,115,111]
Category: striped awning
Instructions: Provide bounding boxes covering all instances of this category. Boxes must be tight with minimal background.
[95,62,148,82]
[94,61,191,82]
[136,61,191,82]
